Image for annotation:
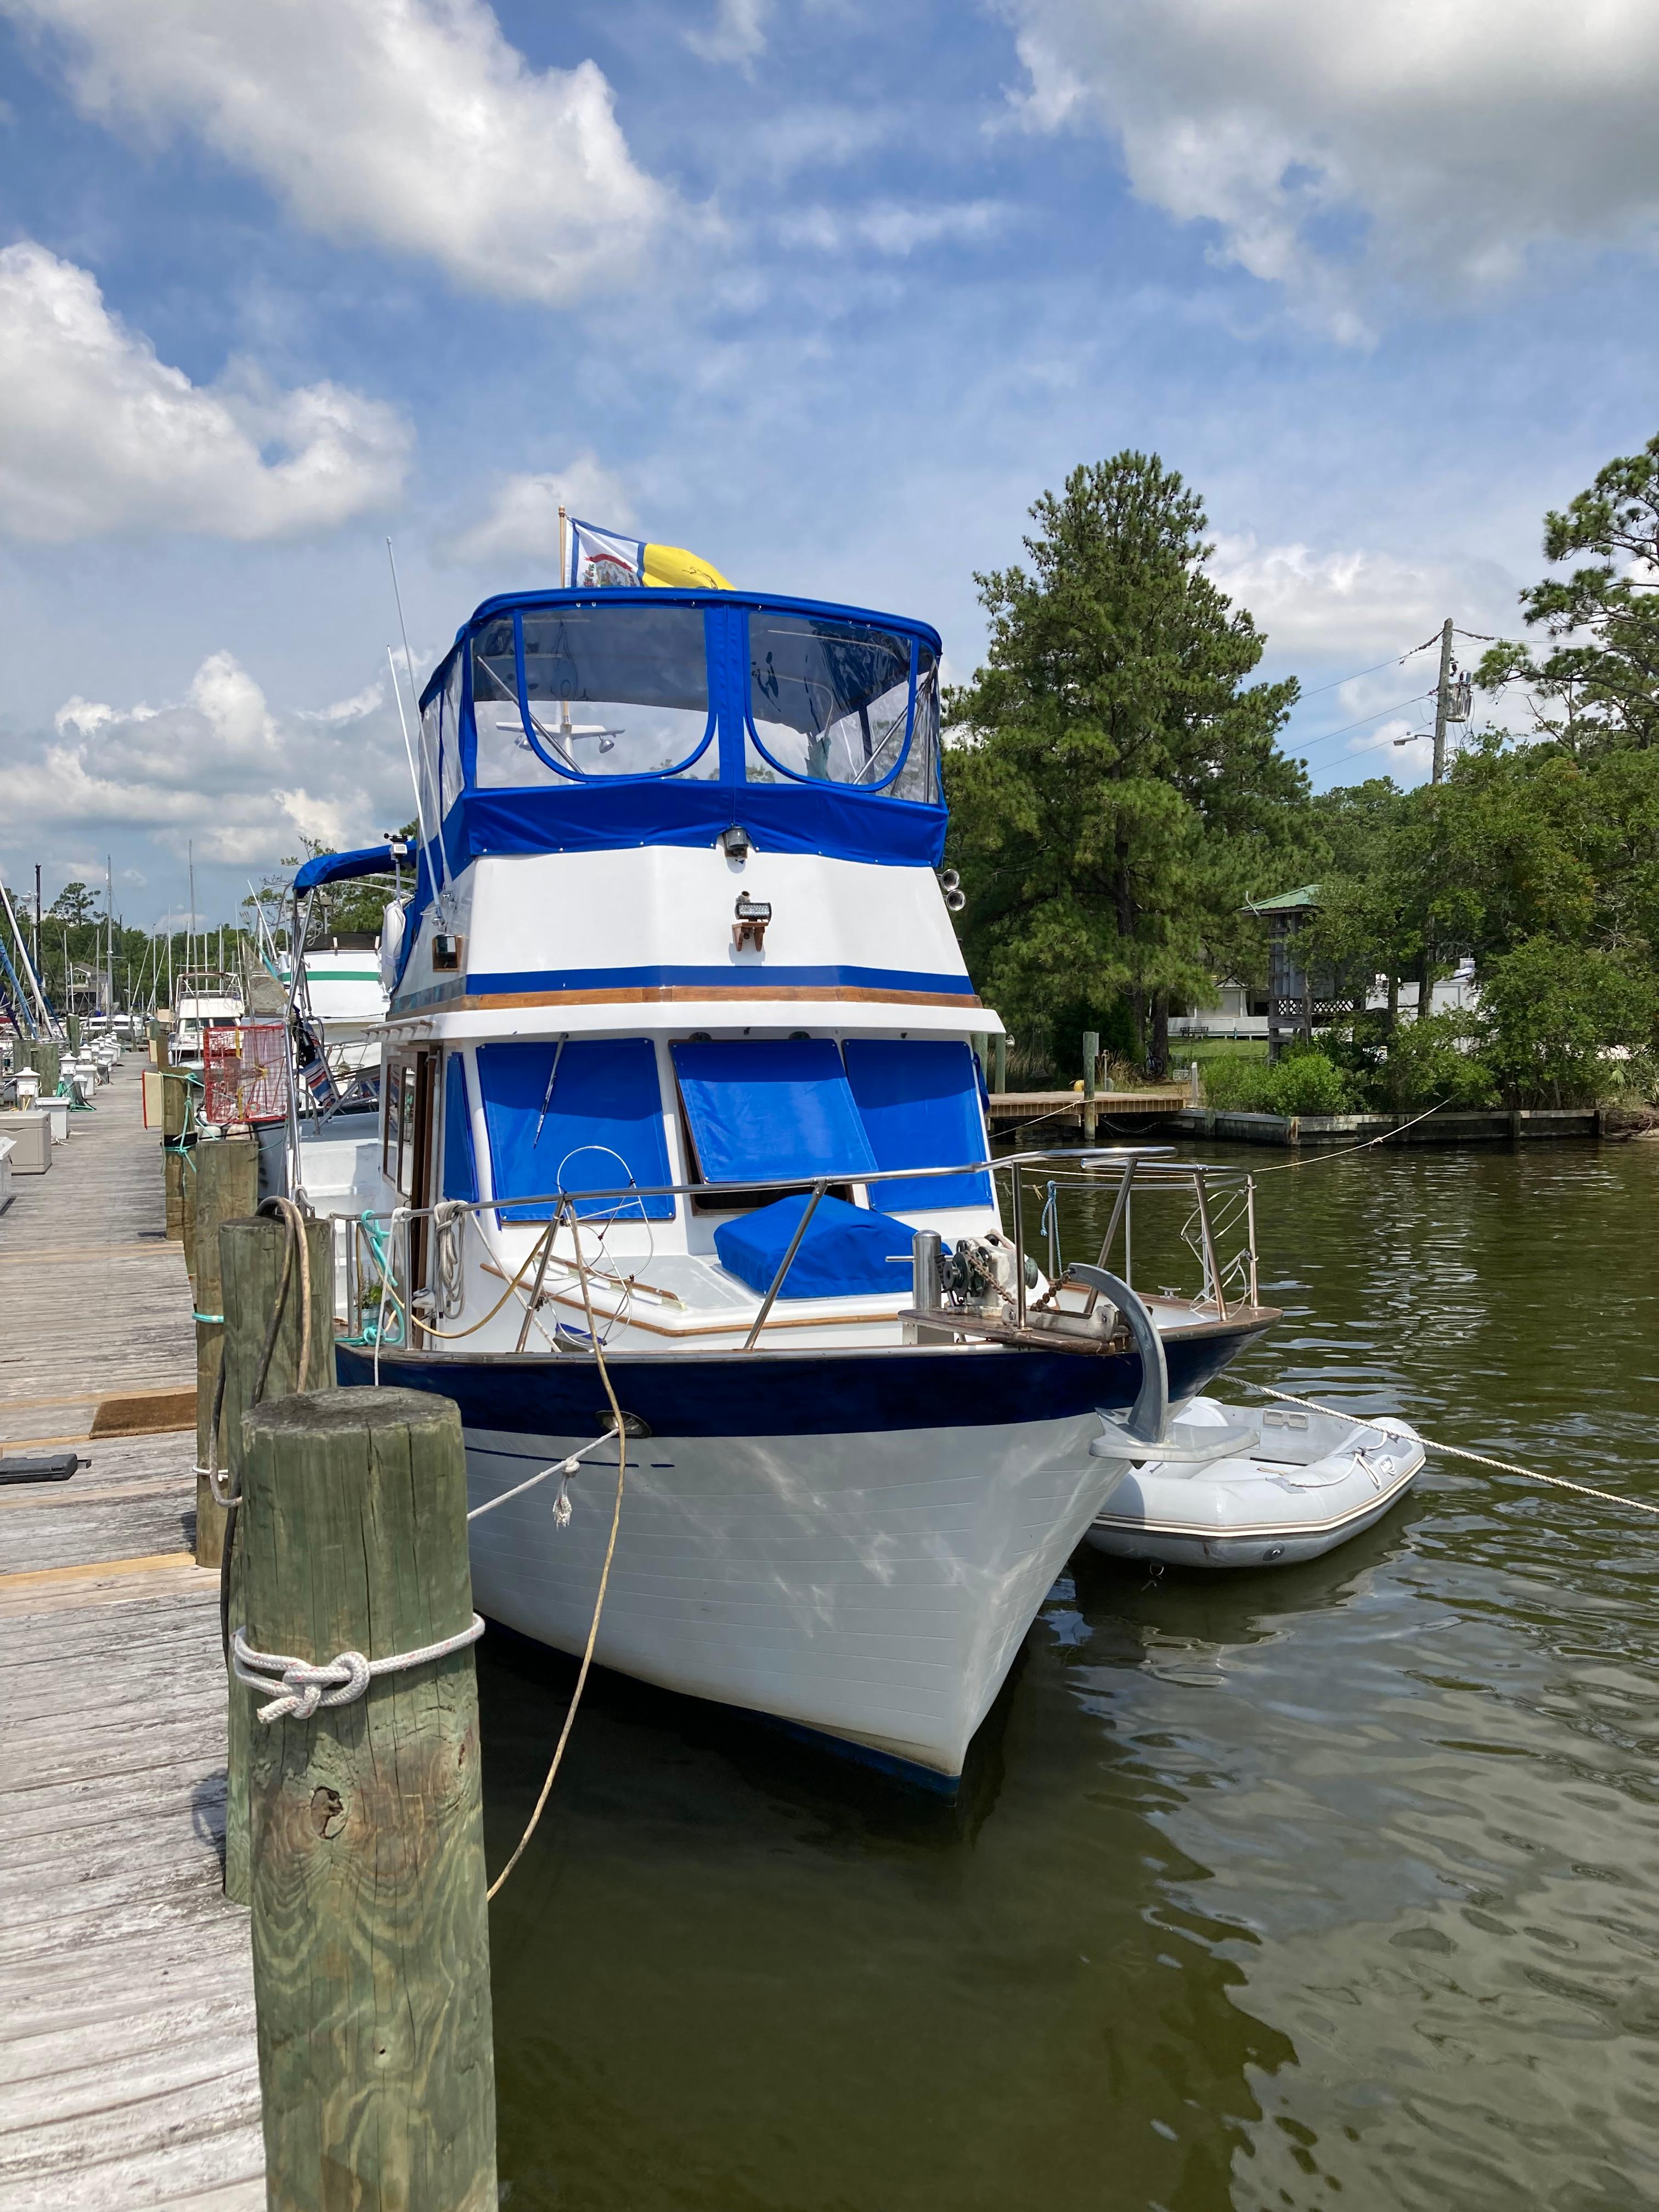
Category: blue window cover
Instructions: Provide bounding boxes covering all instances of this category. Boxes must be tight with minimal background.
[844,1040,992,1210]
[714,1192,918,1300]
[441,1053,478,1205]
[477,1039,674,1221]
[672,1039,877,1186]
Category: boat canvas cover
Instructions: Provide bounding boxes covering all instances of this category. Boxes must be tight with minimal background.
[843,1040,991,1210]
[442,1053,478,1204]
[714,1192,918,1300]
[672,1039,878,1185]
[477,1039,675,1220]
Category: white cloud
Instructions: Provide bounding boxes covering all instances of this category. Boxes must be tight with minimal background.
[10,652,413,866]
[0,242,409,541]
[1209,534,1514,662]
[298,680,386,726]
[686,0,773,67]
[3,0,669,303]
[1005,0,1659,333]
[445,455,635,568]
[777,200,1011,256]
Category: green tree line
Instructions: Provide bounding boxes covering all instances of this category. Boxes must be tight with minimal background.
[946,443,1659,1111]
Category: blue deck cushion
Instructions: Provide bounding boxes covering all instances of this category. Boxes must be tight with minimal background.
[441,1052,478,1204]
[477,1037,674,1221]
[672,1038,878,1187]
[843,1039,992,1210]
[714,1192,921,1300]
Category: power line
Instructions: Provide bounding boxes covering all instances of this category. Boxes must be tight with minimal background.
[1295,633,1440,701]
[1291,687,1436,755]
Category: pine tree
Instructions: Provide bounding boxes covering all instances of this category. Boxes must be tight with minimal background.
[945,454,1306,1071]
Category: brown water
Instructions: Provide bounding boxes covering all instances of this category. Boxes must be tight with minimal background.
[480,1139,1659,2211]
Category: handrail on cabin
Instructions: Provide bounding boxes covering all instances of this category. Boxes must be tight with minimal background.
[345,1145,1220,1228]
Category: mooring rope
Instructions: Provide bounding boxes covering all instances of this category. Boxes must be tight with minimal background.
[1237,1379,1659,1518]
[486,1197,629,1903]
[464,1426,620,1525]
[232,1613,486,1723]
[1244,1096,1449,1173]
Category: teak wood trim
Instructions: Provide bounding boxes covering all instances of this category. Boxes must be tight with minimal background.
[465,984,983,1011]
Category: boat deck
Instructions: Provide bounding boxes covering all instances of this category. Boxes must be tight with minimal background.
[0,1060,263,2209]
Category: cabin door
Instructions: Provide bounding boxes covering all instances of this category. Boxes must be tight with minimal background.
[407,1047,439,1342]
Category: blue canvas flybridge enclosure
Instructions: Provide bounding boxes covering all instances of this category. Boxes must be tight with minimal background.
[672,1039,878,1187]
[477,1039,675,1221]
[411,591,947,912]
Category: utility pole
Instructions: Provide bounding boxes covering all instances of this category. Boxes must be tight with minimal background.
[1430,617,1455,783]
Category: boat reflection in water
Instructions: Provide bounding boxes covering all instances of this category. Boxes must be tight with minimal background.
[289,582,1278,1783]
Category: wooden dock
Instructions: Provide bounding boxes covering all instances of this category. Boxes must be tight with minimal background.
[0,1061,264,2209]
[985,1086,1189,1132]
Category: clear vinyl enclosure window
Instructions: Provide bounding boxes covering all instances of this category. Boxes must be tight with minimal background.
[747,613,930,793]
[470,605,715,785]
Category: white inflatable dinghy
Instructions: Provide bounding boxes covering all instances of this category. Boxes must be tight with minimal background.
[1084,1396,1425,1570]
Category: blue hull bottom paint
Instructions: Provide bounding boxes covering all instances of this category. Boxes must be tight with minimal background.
[333,1328,1267,1438]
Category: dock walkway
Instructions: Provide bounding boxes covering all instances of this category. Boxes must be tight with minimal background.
[0,1062,263,2209]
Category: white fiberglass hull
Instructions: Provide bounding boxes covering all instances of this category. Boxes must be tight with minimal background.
[464,1412,1126,1780]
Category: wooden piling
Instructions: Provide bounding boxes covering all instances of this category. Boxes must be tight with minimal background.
[192,1136,262,1568]
[162,1071,192,1242]
[221,1211,335,1908]
[1082,1029,1099,1146]
[993,1031,1007,1096]
[239,1387,495,2212]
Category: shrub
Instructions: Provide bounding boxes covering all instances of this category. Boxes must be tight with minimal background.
[1201,1048,1350,1116]
[1478,936,1659,1107]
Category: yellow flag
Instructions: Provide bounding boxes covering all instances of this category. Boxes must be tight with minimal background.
[641,541,731,591]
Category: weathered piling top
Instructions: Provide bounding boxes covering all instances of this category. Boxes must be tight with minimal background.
[0,1057,264,2208]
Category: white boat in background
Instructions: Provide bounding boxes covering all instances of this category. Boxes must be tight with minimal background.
[171,969,244,1070]
[1086,1396,1424,1569]
[285,937,388,1085]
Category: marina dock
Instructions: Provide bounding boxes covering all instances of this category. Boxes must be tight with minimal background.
[984,1085,1188,1132]
[0,1061,264,2209]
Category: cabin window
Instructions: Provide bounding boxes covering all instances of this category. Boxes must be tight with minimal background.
[476,1039,675,1223]
[382,1052,407,1183]
[469,606,715,786]
[843,1040,991,1210]
[672,1039,875,1209]
[746,614,918,791]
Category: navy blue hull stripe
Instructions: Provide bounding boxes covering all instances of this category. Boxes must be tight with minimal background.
[335,1331,1265,1440]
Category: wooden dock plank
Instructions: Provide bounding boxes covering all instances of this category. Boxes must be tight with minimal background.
[0,1059,263,2211]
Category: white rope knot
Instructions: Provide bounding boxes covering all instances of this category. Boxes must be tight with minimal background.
[231,1615,485,1725]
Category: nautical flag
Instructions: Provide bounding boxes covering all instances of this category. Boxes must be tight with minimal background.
[566,516,730,592]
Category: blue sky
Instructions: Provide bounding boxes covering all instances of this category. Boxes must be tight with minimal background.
[2,0,1657,929]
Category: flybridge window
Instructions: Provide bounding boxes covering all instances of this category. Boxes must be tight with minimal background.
[747,613,935,797]
[470,605,715,785]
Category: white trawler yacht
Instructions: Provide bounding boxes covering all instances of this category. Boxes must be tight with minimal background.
[295,578,1278,1782]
